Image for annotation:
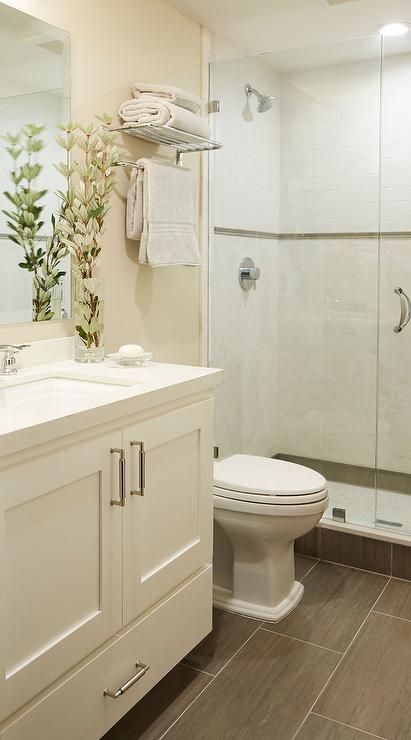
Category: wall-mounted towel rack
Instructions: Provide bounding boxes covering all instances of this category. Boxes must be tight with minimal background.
[111,123,222,165]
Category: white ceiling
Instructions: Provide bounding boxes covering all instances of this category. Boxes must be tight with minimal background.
[165,0,411,55]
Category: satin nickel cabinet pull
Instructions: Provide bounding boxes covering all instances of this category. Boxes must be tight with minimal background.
[104,661,150,698]
[110,447,126,506]
[130,440,146,496]
[394,287,411,333]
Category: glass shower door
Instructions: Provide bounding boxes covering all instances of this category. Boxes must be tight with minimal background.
[376,33,411,534]
[209,36,385,532]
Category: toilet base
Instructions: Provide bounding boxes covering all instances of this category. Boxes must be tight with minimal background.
[213,580,304,622]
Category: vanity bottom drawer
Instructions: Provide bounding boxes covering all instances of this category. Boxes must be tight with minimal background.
[1,567,212,740]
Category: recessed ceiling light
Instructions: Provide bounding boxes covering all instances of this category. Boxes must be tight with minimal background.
[379,22,409,37]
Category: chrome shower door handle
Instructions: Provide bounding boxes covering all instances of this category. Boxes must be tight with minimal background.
[393,287,411,333]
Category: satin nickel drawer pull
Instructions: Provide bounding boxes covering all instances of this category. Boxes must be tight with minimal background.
[110,447,126,506]
[104,661,150,699]
[394,286,411,333]
[130,440,146,496]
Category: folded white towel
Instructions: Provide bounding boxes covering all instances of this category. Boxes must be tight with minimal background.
[119,99,210,139]
[132,83,202,114]
[126,159,201,268]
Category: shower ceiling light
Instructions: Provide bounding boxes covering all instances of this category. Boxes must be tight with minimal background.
[379,22,410,37]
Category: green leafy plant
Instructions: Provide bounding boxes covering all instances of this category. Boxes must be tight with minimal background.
[55,115,119,352]
[2,124,68,321]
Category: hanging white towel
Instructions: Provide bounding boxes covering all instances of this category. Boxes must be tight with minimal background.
[119,99,210,139]
[132,83,202,114]
[126,159,201,268]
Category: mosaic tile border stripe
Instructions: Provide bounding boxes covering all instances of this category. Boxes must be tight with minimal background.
[214,226,411,240]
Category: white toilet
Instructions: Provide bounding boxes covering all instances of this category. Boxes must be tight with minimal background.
[213,454,328,622]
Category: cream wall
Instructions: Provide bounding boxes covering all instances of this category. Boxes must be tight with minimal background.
[0,0,203,364]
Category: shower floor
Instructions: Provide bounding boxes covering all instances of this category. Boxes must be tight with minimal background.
[325,479,411,533]
[276,454,411,535]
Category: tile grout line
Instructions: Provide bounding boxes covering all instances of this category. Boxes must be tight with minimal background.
[311,711,389,740]
[158,623,262,739]
[289,575,392,740]
[259,626,343,655]
[317,557,392,579]
[299,559,320,581]
[179,662,215,677]
[390,574,411,584]
[373,609,411,624]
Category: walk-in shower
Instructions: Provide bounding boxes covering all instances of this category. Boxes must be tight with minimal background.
[208,31,411,543]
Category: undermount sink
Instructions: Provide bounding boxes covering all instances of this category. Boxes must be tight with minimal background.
[0,375,131,423]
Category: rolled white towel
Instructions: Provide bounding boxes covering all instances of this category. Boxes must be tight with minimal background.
[119,99,210,139]
[132,82,202,114]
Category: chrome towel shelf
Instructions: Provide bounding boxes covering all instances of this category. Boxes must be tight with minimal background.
[111,123,222,165]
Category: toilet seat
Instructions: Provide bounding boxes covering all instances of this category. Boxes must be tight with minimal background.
[214,454,327,506]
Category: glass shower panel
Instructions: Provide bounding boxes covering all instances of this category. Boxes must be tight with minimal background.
[376,33,411,534]
[209,37,382,529]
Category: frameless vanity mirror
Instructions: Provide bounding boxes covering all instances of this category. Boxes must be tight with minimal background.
[0,3,70,324]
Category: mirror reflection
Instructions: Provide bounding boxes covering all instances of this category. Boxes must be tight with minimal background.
[0,3,70,324]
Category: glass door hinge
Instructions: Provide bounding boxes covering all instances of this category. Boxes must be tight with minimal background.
[207,100,221,114]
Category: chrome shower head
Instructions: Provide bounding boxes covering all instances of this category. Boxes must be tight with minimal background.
[244,83,276,113]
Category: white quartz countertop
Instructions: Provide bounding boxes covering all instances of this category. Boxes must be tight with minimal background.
[0,358,223,459]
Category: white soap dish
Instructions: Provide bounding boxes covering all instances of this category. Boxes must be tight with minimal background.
[108,352,154,367]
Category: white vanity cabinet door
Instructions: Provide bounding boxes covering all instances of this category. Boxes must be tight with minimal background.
[0,432,123,722]
[123,399,214,624]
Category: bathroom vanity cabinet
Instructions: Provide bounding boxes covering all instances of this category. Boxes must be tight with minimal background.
[0,362,222,739]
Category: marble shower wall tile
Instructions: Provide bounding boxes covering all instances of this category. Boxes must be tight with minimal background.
[210,234,280,459]
[210,54,281,234]
[277,238,378,468]
[279,57,381,234]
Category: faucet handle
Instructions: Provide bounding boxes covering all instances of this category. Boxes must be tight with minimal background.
[0,344,30,376]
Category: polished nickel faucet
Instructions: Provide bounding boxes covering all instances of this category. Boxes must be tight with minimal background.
[0,344,30,376]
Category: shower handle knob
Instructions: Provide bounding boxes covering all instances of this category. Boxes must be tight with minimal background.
[239,257,261,290]
[245,266,260,280]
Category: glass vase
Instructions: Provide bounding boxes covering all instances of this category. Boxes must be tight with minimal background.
[74,276,105,363]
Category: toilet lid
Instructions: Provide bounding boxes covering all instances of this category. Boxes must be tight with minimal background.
[214,455,326,498]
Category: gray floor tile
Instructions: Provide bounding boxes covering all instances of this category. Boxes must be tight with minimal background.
[295,528,320,558]
[264,563,388,652]
[374,578,411,620]
[392,544,411,581]
[295,555,318,581]
[295,713,382,739]
[182,607,261,675]
[320,529,392,575]
[315,612,411,739]
[167,629,339,740]
[264,562,388,651]
[102,664,211,740]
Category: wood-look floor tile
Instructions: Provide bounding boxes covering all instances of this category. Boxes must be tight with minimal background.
[167,629,339,740]
[295,713,382,739]
[182,607,261,675]
[315,612,411,739]
[320,529,392,575]
[374,578,411,621]
[392,544,411,581]
[295,555,318,581]
[295,528,320,558]
[102,664,211,740]
[264,562,388,651]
